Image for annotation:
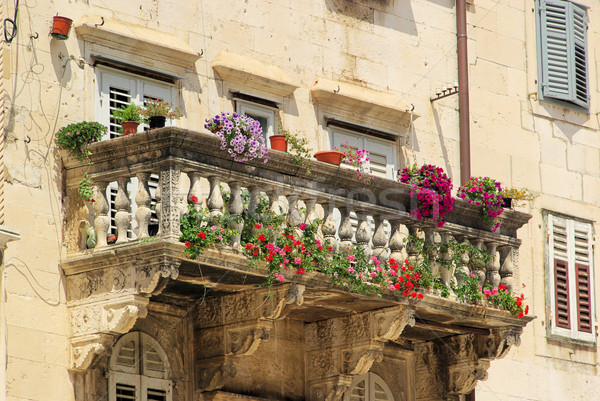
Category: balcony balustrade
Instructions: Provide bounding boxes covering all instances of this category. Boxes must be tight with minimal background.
[61,128,533,393]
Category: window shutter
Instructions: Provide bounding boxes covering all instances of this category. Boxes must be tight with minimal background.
[574,222,593,333]
[554,259,571,329]
[540,0,572,101]
[570,4,588,108]
[116,383,138,401]
[146,387,168,401]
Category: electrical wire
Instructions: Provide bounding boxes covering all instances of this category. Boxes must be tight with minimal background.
[3,0,19,43]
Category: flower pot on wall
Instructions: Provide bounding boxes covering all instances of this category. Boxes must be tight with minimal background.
[269,135,287,152]
[51,16,72,40]
[149,116,166,129]
[314,150,345,166]
[120,121,139,135]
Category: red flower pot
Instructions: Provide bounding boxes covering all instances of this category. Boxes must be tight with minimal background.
[269,135,288,152]
[120,121,139,135]
[314,150,345,166]
[51,16,72,40]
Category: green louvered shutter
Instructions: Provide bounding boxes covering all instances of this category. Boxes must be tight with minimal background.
[571,5,588,108]
[539,0,589,108]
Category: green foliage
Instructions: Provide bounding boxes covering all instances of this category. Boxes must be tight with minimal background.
[179,201,236,259]
[141,99,183,119]
[55,121,107,161]
[78,172,95,203]
[111,103,147,124]
[278,123,313,173]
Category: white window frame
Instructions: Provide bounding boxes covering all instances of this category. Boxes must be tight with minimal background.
[329,126,398,180]
[344,372,394,401]
[109,332,172,401]
[547,213,596,344]
[235,99,276,140]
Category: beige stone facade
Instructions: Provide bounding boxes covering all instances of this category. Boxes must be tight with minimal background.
[1,1,598,401]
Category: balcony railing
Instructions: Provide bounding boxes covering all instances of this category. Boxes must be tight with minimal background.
[63,127,531,292]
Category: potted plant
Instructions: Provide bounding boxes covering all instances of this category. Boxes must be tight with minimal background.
[500,186,536,208]
[276,123,313,172]
[54,121,107,161]
[269,123,288,152]
[205,112,269,163]
[457,176,504,232]
[334,141,374,183]
[398,164,454,227]
[141,99,183,129]
[51,16,72,40]
[111,103,146,135]
[314,150,346,165]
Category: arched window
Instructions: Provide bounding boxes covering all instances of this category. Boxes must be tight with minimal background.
[345,372,394,401]
[109,332,172,401]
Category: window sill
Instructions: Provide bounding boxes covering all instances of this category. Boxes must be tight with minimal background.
[530,95,597,130]
[546,331,596,348]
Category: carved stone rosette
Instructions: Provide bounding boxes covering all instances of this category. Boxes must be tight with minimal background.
[194,284,305,392]
[62,246,181,372]
[306,305,415,401]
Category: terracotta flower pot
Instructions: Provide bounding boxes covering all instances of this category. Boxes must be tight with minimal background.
[149,116,166,129]
[120,121,139,135]
[51,16,72,40]
[269,135,288,152]
[314,150,345,166]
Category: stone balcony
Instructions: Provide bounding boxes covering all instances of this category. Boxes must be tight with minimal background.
[61,127,533,399]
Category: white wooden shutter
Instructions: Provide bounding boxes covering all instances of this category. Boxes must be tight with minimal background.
[573,221,593,334]
[345,373,394,401]
[571,4,588,107]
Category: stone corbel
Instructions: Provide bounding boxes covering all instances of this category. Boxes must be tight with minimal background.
[342,342,385,375]
[262,284,305,320]
[226,321,272,356]
[448,359,490,395]
[70,333,115,372]
[375,306,415,341]
[137,260,180,295]
[103,302,148,333]
[196,357,237,392]
[309,375,353,401]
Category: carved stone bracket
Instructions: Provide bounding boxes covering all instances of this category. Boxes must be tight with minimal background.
[63,249,182,372]
[194,284,305,392]
[306,305,414,401]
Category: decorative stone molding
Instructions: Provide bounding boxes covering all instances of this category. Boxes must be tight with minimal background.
[195,284,305,391]
[306,306,415,401]
[63,246,182,372]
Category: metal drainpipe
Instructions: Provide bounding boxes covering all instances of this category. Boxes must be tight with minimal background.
[457,0,471,186]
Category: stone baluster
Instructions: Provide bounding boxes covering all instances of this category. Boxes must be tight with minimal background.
[304,198,318,224]
[355,211,372,257]
[228,181,244,250]
[247,186,261,218]
[322,201,337,251]
[498,245,516,291]
[470,239,487,287]
[454,235,471,286]
[405,224,420,267]
[486,242,501,288]
[423,227,439,277]
[287,194,303,237]
[158,165,182,240]
[135,172,152,239]
[94,181,110,248]
[439,231,454,288]
[388,219,407,263]
[371,214,388,262]
[207,176,224,223]
[115,177,131,244]
[338,206,354,250]
[187,172,203,210]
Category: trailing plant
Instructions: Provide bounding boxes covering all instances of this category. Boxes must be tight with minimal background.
[55,121,107,161]
[398,164,454,227]
[180,197,237,259]
[78,172,95,203]
[205,112,269,163]
[457,176,504,232]
[141,99,183,119]
[111,103,147,124]
[333,141,374,183]
[278,123,312,173]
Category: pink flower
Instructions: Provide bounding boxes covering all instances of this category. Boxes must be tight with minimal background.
[347,255,355,262]
[348,266,355,273]
[294,257,302,265]
[278,275,285,282]
[299,223,307,230]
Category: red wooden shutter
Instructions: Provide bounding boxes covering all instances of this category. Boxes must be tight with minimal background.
[554,259,571,329]
[575,263,592,333]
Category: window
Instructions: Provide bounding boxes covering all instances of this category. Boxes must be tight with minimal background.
[536,0,589,109]
[109,332,172,401]
[97,68,176,139]
[235,98,276,141]
[547,213,595,343]
[345,372,394,401]
[97,69,169,238]
[329,126,397,180]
